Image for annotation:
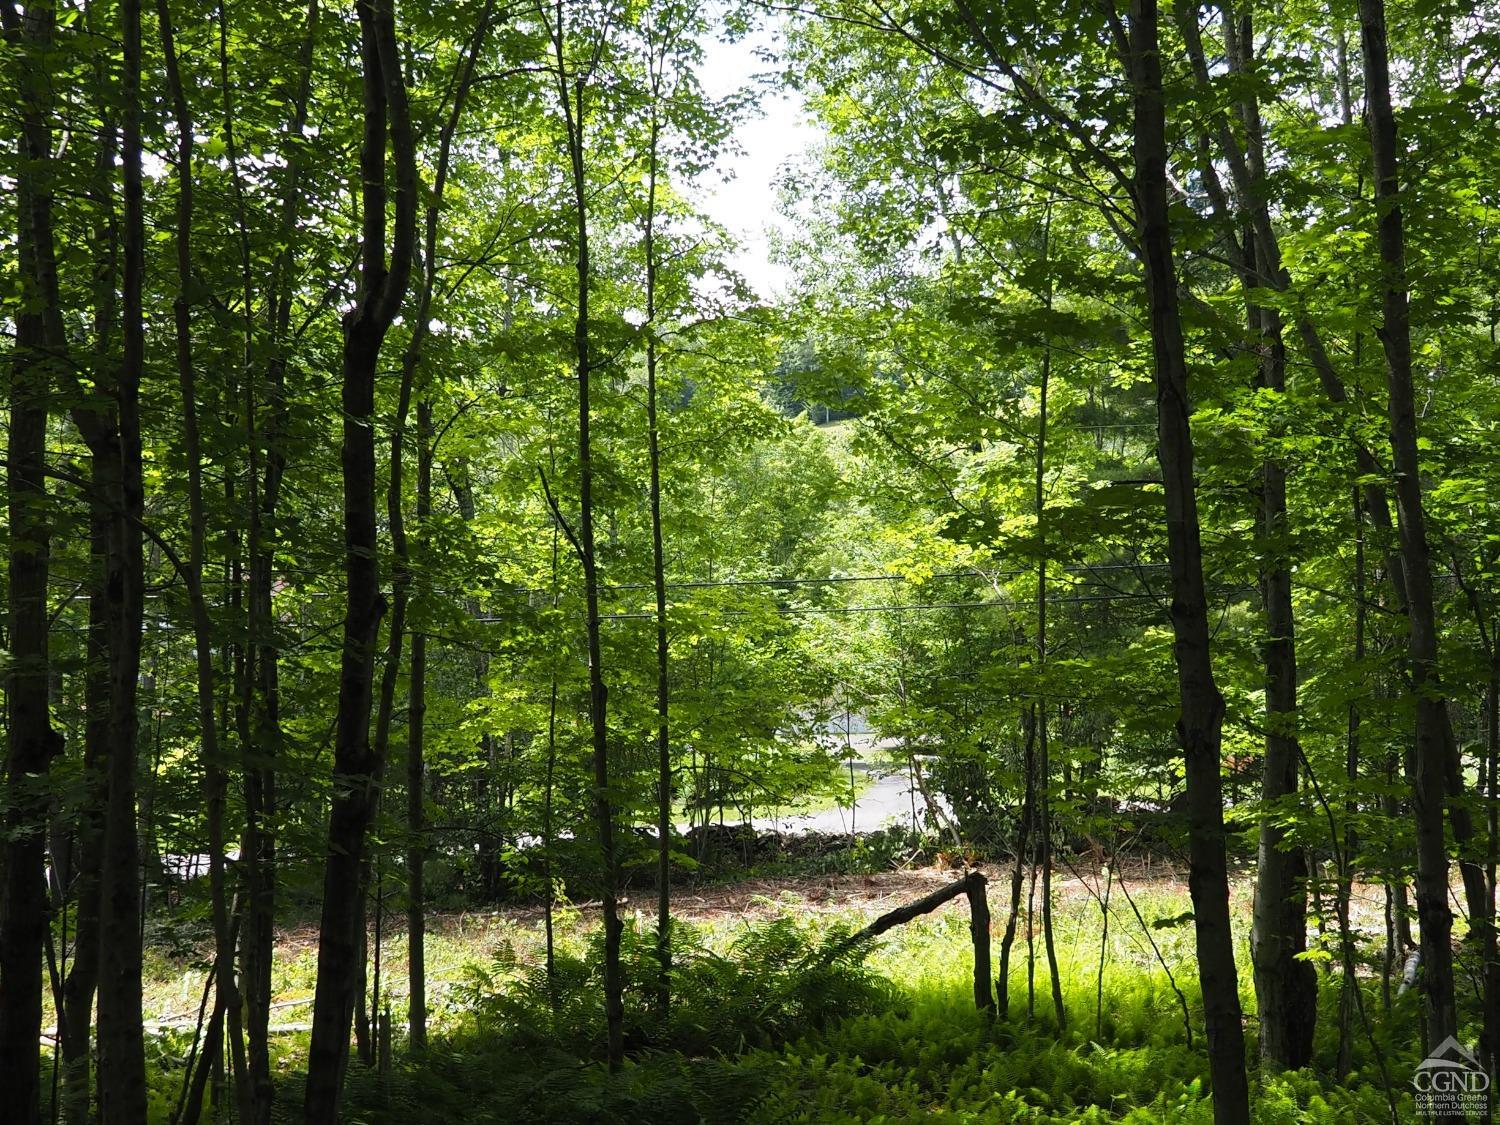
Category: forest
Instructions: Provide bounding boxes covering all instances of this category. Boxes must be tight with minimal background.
[2,0,1499,1120]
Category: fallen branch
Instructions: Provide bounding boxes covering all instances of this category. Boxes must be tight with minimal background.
[827,869,994,1012]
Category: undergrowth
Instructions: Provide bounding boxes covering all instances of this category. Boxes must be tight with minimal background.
[314,904,1423,1124]
[322,913,888,1124]
[456,913,895,1059]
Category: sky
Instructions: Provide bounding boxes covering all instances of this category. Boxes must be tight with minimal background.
[694,23,821,299]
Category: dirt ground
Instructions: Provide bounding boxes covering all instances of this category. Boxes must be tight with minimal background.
[285,857,1399,946]
[418,859,1195,936]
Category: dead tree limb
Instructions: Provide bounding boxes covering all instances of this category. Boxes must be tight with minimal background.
[826,870,994,1012]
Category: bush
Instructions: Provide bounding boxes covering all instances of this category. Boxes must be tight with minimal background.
[457,912,896,1060]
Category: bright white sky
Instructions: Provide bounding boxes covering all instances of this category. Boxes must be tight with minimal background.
[695,23,821,299]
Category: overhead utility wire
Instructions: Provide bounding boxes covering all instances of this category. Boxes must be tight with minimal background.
[597,562,1172,594]
[474,584,1258,624]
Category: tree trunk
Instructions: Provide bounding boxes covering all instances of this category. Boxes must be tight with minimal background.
[1358,0,1457,1051]
[967,872,994,1012]
[400,14,488,1043]
[239,0,318,1110]
[58,39,119,1118]
[1033,210,1065,1031]
[642,60,674,1018]
[0,6,65,1121]
[1128,2,1250,1120]
[1337,487,1366,1079]
[550,21,625,1068]
[544,522,561,1007]
[303,0,416,1117]
[407,409,430,1047]
[156,5,252,1115]
[997,709,1035,1020]
[61,490,109,1125]
[1199,6,1318,1070]
[1249,326,1316,1068]
[96,0,150,1114]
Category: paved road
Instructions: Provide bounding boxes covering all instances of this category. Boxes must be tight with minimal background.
[754,755,953,836]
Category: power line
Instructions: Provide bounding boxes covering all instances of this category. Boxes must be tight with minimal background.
[597,562,1172,594]
[479,585,1253,623]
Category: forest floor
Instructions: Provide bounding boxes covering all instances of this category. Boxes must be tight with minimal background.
[126,858,1400,1034]
[90,859,1435,1122]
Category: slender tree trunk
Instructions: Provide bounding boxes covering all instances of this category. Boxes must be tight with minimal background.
[1033,209,1065,1031]
[96,0,150,1114]
[156,7,252,1117]
[406,432,430,1049]
[400,18,487,1043]
[574,94,625,1070]
[544,514,561,1008]
[59,53,119,1120]
[241,537,277,1125]
[997,709,1036,1020]
[304,0,416,1117]
[1251,420,1316,1068]
[1128,3,1249,1119]
[1337,488,1366,1079]
[1243,244,1314,1072]
[550,15,624,1068]
[0,6,65,1120]
[1200,7,1318,1070]
[1358,0,1457,1050]
[641,56,674,1017]
[61,493,109,1125]
[238,0,318,1105]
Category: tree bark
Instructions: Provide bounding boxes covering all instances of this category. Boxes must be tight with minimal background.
[997,709,1036,1019]
[303,0,416,1117]
[1128,2,1250,1120]
[549,10,625,1069]
[1033,210,1065,1031]
[60,490,109,1125]
[966,872,994,1012]
[1205,7,1318,1071]
[641,44,675,1018]
[58,31,119,1119]
[1357,0,1457,1051]
[0,5,65,1121]
[239,3,318,1116]
[156,4,252,1116]
[96,0,150,1114]
[406,436,430,1050]
[1247,308,1316,1069]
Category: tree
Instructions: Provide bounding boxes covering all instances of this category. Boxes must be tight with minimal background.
[1358,0,1456,1051]
[303,0,418,1116]
[544,0,626,1070]
[1125,1,1249,1116]
[0,5,66,1121]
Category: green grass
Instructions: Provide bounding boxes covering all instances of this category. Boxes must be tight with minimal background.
[743,909,1415,1123]
[80,872,1436,1122]
[337,881,1421,1123]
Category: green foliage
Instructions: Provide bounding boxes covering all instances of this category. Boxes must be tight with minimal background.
[458,913,894,1060]
[12,0,1500,1116]
[333,1048,767,1125]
